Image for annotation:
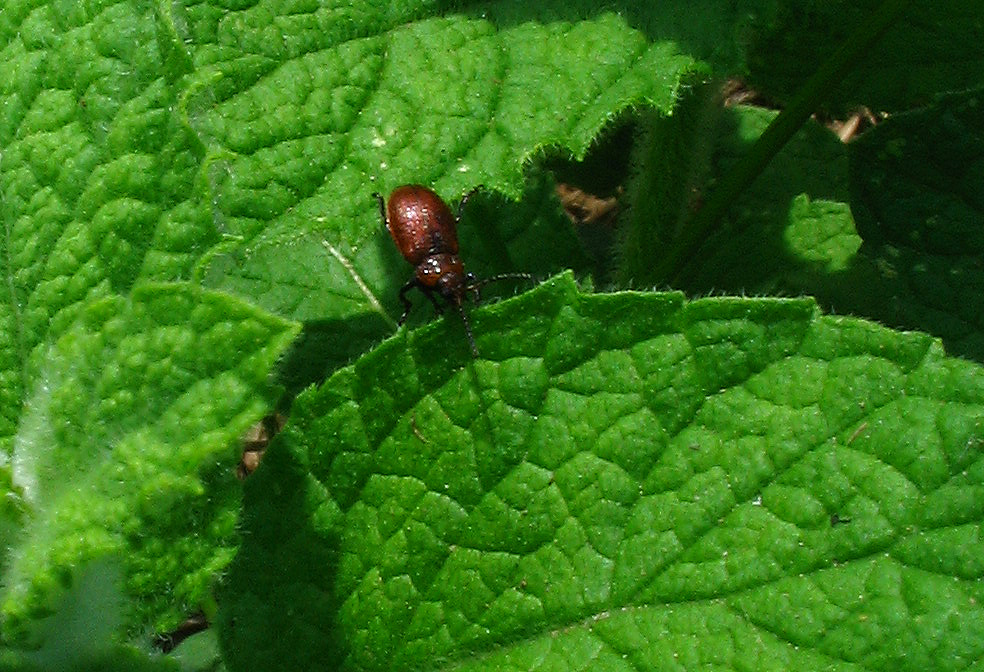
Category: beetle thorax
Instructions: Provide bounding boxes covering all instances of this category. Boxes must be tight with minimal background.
[416,253,466,300]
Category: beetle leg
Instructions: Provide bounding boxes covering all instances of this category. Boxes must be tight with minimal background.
[423,288,444,315]
[455,301,480,358]
[399,280,445,325]
[372,192,387,226]
[463,272,481,304]
[456,186,483,222]
[398,280,417,325]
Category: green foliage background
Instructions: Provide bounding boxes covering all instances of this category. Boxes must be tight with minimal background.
[0,0,981,670]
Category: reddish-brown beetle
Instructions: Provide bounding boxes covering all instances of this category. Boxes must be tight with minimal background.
[374,184,531,356]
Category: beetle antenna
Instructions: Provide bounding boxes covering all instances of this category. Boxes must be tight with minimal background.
[455,301,480,358]
[467,272,535,293]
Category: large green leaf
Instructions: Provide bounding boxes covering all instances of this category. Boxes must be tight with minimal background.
[192,7,704,337]
[219,273,984,671]
[0,2,706,452]
[2,284,298,644]
[0,0,216,450]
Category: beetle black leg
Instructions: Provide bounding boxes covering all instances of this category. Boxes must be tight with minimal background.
[372,192,387,226]
[423,288,444,315]
[462,272,480,304]
[455,301,480,358]
[456,186,483,222]
[399,280,446,325]
[398,280,417,325]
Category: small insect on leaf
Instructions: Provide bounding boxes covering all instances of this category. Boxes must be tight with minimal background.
[374,185,533,357]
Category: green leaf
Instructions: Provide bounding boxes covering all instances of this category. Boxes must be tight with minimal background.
[194,8,703,327]
[2,284,299,645]
[170,629,225,672]
[0,560,180,672]
[3,0,977,668]
[0,0,218,452]
[218,273,984,672]
[1,3,705,452]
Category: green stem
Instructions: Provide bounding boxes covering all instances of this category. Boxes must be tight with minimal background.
[653,0,914,285]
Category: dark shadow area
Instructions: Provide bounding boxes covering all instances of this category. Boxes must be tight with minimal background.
[671,103,984,364]
[216,432,342,671]
[275,313,393,399]
[456,170,595,282]
[672,105,850,294]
